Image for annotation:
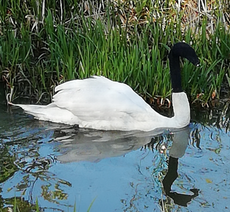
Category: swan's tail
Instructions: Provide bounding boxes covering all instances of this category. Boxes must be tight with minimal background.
[9,102,48,119]
[9,102,80,125]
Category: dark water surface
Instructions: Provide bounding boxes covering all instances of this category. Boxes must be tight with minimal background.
[0,96,230,211]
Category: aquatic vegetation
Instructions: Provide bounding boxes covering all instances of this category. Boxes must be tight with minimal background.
[0,197,40,212]
[0,143,18,183]
[0,0,229,105]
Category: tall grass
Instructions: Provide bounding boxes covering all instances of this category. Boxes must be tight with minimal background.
[0,0,229,105]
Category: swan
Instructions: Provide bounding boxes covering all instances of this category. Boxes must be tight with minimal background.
[10,42,199,131]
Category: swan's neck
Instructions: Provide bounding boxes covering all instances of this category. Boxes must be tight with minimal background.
[169,52,182,92]
[146,92,190,131]
[170,92,190,127]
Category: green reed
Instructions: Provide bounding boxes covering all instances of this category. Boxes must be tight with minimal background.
[0,0,229,104]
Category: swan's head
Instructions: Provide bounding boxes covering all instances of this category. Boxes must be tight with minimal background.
[171,42,200,66]
[169,42,200,92]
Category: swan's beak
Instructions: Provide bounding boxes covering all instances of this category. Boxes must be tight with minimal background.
[195,60,200,67]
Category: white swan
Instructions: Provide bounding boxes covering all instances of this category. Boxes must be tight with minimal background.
[11,42,199,131]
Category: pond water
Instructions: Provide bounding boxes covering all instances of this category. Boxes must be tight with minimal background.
[0,92,230,211]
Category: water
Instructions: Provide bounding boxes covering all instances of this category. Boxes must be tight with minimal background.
[0,95,230,211]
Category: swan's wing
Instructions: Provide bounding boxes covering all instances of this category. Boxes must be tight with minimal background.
[12,76,159,130]
[53,76,154,122]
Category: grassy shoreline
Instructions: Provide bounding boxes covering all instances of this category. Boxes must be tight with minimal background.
[0,0,230,105]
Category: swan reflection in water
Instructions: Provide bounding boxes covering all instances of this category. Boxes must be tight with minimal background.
[161,126,199,207]
[52,124,199,207]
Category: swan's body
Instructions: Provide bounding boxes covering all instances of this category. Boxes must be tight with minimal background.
[11,42,199,131]
[14,76,190,131]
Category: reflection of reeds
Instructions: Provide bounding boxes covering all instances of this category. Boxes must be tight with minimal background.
[191,99,230,130]
[0,1,229,105]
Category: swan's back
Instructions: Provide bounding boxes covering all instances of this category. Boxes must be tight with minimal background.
[54,76,152,114]
[51,76,159,130]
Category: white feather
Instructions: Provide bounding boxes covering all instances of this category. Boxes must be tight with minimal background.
[12,76,190,131]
